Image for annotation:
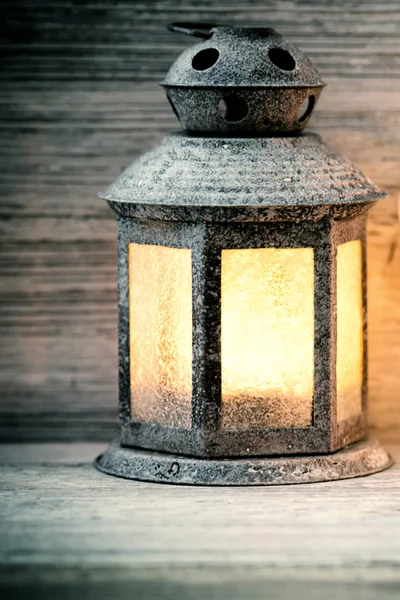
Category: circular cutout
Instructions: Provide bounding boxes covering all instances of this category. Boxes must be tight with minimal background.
[268,47,296,71]
[192,48,220,71]
[297,95,315,123]
[218,96,249,122]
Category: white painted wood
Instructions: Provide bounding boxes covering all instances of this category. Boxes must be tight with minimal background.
[1,443,399,596]
[0,442,399,568]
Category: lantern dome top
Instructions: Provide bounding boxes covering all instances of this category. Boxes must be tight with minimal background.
[161,23,326,134]
[163,23,325,89]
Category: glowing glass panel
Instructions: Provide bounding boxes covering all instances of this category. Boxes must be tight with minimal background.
[221,247,314,429]
[129,243,192,428]
[336,240,363,422]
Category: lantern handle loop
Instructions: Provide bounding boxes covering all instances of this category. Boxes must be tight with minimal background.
[167,22,223,39]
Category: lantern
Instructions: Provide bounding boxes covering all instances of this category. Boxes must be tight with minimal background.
[95,23,391,485]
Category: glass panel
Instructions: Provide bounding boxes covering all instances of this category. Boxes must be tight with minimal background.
[221,247,314,429]
[336,240,363,421]
[129,243,192,428]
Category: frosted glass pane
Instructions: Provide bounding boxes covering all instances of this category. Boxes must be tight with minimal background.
[221,248,314,429]
[336,240,363,422]
[129,243,192,428]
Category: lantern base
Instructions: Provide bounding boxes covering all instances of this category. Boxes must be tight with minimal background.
[95,437,391,486]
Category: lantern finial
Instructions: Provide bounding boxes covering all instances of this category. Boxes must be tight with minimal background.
[162,23,326,134]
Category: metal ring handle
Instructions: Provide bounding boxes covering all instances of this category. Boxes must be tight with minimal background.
[167,22,220,39]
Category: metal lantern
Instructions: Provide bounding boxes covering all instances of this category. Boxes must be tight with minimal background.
[95,23,391,485]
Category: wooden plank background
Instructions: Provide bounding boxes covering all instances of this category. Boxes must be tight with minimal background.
[0,0,399,442]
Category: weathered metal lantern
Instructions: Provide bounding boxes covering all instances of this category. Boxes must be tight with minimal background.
[96,23,391,485]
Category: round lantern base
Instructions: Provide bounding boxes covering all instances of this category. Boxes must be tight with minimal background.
[95,437,391,486]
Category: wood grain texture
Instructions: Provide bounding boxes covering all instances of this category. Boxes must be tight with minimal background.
[0,442,400,598]
[1,0,400,80]
[0,1,399,441]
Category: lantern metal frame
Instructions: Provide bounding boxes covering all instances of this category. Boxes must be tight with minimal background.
[116,212,367,459]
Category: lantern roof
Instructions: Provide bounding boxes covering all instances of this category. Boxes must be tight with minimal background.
[100,133,385,222]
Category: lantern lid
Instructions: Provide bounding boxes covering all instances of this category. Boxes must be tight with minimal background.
[100,132,386,222]
[161,23,325,134]
[162,24,325,89]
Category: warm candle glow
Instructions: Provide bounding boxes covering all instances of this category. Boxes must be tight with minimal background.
[336,240,363,421]
[221,247,314,429]
[129,243,192,427]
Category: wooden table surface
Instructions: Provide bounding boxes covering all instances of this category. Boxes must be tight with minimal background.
[1,441,400,599]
